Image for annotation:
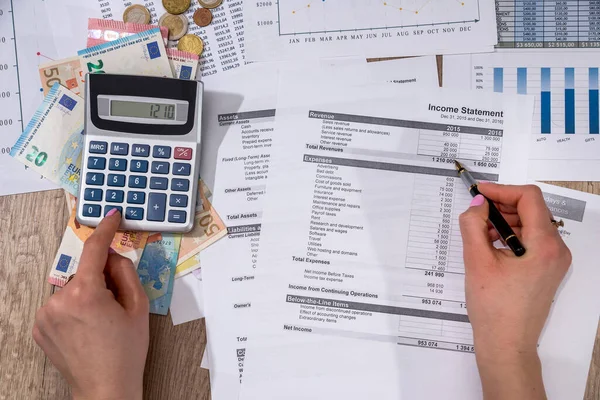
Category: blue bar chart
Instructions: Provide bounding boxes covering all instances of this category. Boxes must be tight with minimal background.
[489,65,600,135]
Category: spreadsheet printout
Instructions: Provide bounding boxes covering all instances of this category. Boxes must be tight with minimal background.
[237,82,534,400]
[444,51,600,180]
[497,0,600,49]
[200,57,440,400]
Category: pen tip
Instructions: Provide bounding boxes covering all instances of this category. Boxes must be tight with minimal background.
[454,160,463,171]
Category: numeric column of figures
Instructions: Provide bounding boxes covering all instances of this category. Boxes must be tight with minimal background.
[579,0,600,47]
[544,0,580,47]
[406,176,465,276]
[417,128,503,166]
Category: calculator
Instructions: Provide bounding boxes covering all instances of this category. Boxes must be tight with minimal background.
[77,74,203,233]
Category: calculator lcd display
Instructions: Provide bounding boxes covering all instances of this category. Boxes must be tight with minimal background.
[110,100,177,120]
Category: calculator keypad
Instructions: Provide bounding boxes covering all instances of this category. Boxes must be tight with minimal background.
[82,139,195,227]
[107,174,126,187]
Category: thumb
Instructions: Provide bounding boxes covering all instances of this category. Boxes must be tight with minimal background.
[105,253,149,315]
[459,194,496,266]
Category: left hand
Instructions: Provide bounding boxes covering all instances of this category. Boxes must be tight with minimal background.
[33,211,149,400]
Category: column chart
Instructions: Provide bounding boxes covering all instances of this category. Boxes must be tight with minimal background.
[489,63,600,135]
[496,0,600,48]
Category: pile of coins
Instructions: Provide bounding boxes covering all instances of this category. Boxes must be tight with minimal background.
[122,0,224,57]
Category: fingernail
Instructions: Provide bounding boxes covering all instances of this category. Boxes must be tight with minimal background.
[108,248,116,254]
[470,194,486,207]
[105,208,119,217]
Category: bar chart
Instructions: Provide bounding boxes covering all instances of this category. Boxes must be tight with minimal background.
[490,65,600,135]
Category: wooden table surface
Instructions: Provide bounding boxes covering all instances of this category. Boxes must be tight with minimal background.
[1,58,599,399]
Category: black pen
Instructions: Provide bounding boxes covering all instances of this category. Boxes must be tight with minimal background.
[454,160,526,257]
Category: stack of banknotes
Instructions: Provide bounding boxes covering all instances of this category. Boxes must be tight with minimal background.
[10,19,224,315]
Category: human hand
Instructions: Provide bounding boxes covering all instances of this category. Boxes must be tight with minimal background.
[459,184,571,400]
[33,210,149,400]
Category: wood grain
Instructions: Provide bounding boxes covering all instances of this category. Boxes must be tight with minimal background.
[0,189,209,400]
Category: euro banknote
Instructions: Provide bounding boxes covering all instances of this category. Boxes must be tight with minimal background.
[49,204,149,287]
[87,18,168,48]
[175,182,227,277]
[78,27,173,79]
[39,56,85,96]
[85,19,197,80]
[166,48,199,80]
[137,232,182,315]
[10,84,84,196]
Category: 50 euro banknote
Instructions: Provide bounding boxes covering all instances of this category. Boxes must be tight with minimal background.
[78,27,173,79]
[10,84,84,196]
[39,56,85,96]
[49,203,149,287]
[175,181,226,277]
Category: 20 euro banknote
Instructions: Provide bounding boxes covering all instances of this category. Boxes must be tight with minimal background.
[49,204,149,287]
[78,27,173,79]
[10,84,84,196]
[137,232,182,315]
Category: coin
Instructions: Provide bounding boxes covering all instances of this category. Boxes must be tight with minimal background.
[162,0,191,15]
[177,34,204,56]
[123,4,151,24]
[193,8,213,27]
[159,12,189,41]
[198,0,223,9]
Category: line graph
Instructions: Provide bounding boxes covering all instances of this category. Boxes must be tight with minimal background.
[278,0,480,36]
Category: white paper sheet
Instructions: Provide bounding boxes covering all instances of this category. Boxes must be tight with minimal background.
[44,0,245,80]
[245,0,497,61]
[0,0,59,196]
[444,50,600,181]
[237,81,534,400]
[170,272,205,326]
[199,56,440,400]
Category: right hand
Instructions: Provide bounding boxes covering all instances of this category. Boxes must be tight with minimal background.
[459,184,571,400]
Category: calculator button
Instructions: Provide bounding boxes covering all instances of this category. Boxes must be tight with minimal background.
[131,144,150,157]
[173,163,191,176]
[151,161,170,174]
[109,158,127,171]
[89,141,108,154]
[130,160,149,173]
[171,178,190,192]
[168,210,187,223]
[174,147,193,160]
[106,189,124,203]
[147,193,167,221]
[84,188,103,201]
[82,204,101,217]
[104,205,123,217]
[170,194,188,207]
[153,145,171,158]
[86,172,104,186]
[150,177,168,190]
[107,174,126,187]
[125,207,144,220]
[110,143,129,155]
[128,175,148,189]
[87,157,106,170]
[127,191,146,204]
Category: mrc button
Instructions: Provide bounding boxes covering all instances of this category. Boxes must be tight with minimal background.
[89,141,108,154]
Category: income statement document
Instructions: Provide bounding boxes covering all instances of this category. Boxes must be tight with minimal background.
[237,82,538,400]
[199,57,440,400]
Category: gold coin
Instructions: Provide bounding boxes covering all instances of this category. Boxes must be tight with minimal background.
[162,0,191,15]
[198,0,223,9]
[123,4,151,24]
[159,12,189,41]
[177,34,204,56]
